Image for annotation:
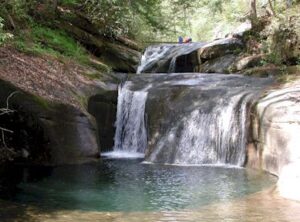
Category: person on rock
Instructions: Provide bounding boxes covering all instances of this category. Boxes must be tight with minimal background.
[183,36,192,43]
[178,36,183,44]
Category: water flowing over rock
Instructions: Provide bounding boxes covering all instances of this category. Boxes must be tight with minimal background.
[112,82,148,156]
[137,44,177,74]
[113,73,273,166]
[137,43,205,73]
[137,38,244,74]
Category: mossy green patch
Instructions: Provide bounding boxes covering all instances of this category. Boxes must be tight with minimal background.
[83,72,103,80]
[60,0,80,6]
[12,24,90,65]
[31,94,51,110]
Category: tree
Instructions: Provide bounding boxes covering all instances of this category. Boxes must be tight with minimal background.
[268,0,276,16]
[0,17,13,45]
[286,0,293,8]
[250,0,257,20]
[82,0,166,38]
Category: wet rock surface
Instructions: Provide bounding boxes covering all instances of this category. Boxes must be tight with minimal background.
[0,80,99,165]
[88,91,118,152]
[124,74,273,165]
[249,79,300,200]
[198,54,237,73]
[137,38,244,74]
[0,47,119,165]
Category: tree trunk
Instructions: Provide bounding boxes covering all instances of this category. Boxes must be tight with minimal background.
[250,0,257,28]
[286,0,292,9]
[268,0,276,16]
[250,0,257,19]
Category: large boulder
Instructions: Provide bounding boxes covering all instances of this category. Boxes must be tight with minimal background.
[0,46,120,165]
[88,90,118,152]
[248,80,300,200]
[0,80,99,165]
[138,38,244,74]
[198,37,244,61]
[55,8,142,73]
[197,54,237,73]
[235,54,264,71]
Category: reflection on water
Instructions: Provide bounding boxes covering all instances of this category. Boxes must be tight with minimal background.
[1,189,300,222]
[0,159,275,214]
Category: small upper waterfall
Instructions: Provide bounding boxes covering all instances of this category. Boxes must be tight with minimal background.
[137,43,205,74]
[137,44,177,74]
[109,73,273,166]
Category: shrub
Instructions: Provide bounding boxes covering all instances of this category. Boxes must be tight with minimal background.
[0,17,13,45]
[13,24,89,64]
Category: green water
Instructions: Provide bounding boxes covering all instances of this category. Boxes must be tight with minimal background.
[0,159,276,212]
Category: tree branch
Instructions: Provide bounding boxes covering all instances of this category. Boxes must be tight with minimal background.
[268,0,276,16]
[0,91,18,147]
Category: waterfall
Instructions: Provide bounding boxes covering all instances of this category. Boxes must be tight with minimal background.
[137,43,206,74]
[108,73,272,166]
[137,44,177,74]
[146,90,253,166]
[103,82,148,158]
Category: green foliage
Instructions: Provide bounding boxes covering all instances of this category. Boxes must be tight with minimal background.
[0,0,33,25]
[0,17,6,45]
[156,0,257,41]
[81,0,168,41]
[260,2,300,65]
[83,0,132,36]
[13,24,90,64]
[0,17,13,45]
[60,0,80,6]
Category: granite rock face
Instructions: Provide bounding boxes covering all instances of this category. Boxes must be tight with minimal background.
[137,38,244,74]
[248,80,300,200]
[197,54,237,73]
[0,80,100,165]
[235,54,264,71]
[88,91,118,152]
[198,38,244,60]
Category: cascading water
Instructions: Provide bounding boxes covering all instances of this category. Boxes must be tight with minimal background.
[103,82,148,158]
[137,43,205,74]
[109,38,273,164]
[137,44,177,74]
[146,88,254,166]
[109,73,272,166]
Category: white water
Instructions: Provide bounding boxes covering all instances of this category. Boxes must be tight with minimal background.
[101,151,145,159]
[113,40,273,164]
[137,44,177,74]
[111,82,148,158]
[146,91,253,166]
[111,73,272,166]
[137,43,205,74]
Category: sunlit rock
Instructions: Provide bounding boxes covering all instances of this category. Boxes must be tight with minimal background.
[278,162,300,201]
[251,80,300,201]
[198,38,244,60]
[198,54,237,73]
[235,54,265,71]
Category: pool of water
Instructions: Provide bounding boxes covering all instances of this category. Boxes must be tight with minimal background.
[0,159,276,212]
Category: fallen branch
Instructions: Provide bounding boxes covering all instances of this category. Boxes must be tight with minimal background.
[0,127,13,133]
[0,91,18,147]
